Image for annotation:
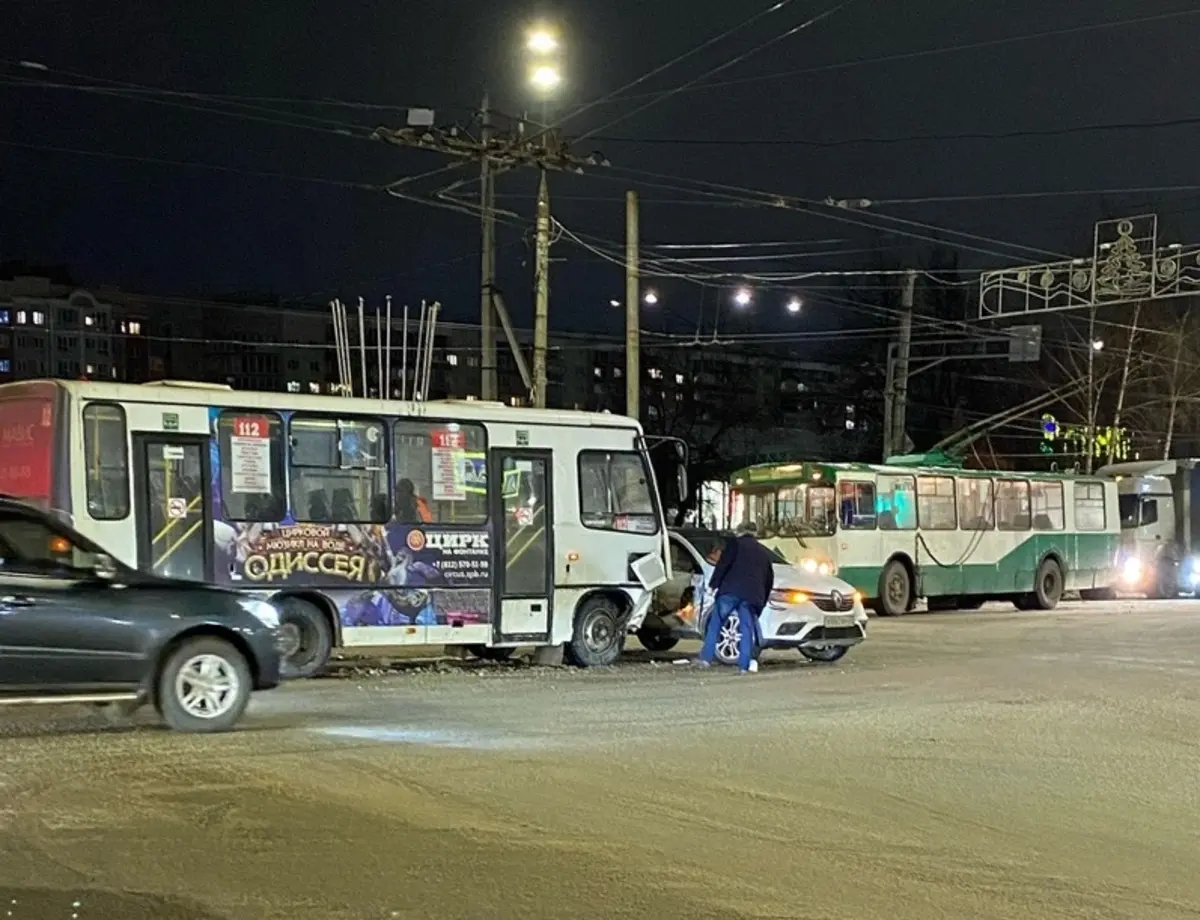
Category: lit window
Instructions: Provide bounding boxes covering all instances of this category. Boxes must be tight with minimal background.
[675,373,684,384]
[0,309,8,324]
[86,364,95,375]
[85,315,95,326]
[509,396,525,407]
[613,367,622,378]
[0,359,9,373]
[286,381,301,393]
[119,321,127,333]
[447,353,459,366]
[648,367,663,380]
[128,321,142,335]
[31,311,45,325]
[308,382,320,394]
[110,367,117,378]
[594,366,602,377]
[16,310,27,324]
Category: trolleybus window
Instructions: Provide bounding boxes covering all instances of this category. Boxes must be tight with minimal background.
[289,415,388,523]
[996,479,1031,531]
[393,420,488,524]
[217,411,286,522]
[956,478,994,531]
[578,450,658,534]
[876,474,916,530]
[916,475,957,531]
[1073,482,1107,532]
[82,402,129,520]
[1031,481,1065,531]
[838,480,876,530]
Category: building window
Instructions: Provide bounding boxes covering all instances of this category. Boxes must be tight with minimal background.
[447,353,459,366]
[82,402,130,520]
[15,310,26,324]
[216,412,287,522]
[289,416,388,523]
[1073,481,1107,532]
[85,315,95,326]
[837,480,876,529]
[648,367,663,380]
[393,420,488,525]
[916,475,956,530]
[675,373,685,384]
[0,359,9,374]
[308,382,320,394]
[593,366,602,378]
[128,321,142,335]
[0,309,9,324]
[509,396,525,407]
[286,380,301,393]
[995,480,1031,531]
[31,311,45,325]
[85,364,95,376]
[578,450,659,534]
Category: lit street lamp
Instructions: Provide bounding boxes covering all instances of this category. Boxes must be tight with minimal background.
[643,290,659,305]
[733,287,752,307]
[526,27,558,54]
[529,64,561,94]
[1092,338,1105,352]
[786,297,803,314]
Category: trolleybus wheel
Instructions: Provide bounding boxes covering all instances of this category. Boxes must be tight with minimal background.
[1033,558,1064,610]
[567,596,625,668]
[277,597,333,680]
[877,559,912,617]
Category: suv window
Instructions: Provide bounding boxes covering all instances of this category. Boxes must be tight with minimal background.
[0,510,101,576]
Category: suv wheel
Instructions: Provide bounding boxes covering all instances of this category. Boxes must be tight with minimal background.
[157,637,252,733]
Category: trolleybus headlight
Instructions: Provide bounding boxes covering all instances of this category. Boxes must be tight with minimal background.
[1121,556,1143,586]
[239,598,281,630]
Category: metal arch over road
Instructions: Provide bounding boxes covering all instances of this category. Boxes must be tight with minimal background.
[979,213,1200,318]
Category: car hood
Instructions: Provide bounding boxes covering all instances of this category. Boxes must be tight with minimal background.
[771,563,855,595]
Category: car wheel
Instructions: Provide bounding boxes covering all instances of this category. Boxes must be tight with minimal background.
[277,597,334,679]
[156,637,252,733]
[466,645,515,662]
[877,559,912,616]
[800,645,848,663]
[714,611,741,665]
[1033,558,1064,610]
[1080,587,1116,601]
[636,627,679,653]
[566,596,625,667]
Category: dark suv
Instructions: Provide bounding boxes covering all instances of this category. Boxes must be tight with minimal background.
[0,497,281,732]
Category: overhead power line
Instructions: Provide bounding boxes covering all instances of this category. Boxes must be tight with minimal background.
[597,8,1200,101]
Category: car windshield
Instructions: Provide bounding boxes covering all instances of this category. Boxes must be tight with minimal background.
[673,530,787,564]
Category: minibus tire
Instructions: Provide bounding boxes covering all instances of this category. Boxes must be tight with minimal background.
[567,596,624,668]
[278,597,334,679]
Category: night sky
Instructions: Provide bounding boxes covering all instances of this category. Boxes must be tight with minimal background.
[4,0,1200,341]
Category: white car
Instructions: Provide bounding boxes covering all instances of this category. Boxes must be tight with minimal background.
[636,529,868,665]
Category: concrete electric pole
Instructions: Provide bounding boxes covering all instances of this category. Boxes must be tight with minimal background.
[883,269,917,461]
[532,169,551,408]
[373,111,605,408]
[478,93,497,402]
[625,190,640,420]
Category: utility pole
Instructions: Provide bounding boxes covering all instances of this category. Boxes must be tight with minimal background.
[479,93,497,401]
[625,190,639,420]
[532,169,551,408]
[373,110,607,408]
[883,269,917,460]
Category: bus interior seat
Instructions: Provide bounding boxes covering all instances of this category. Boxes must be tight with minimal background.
[331,488,358,521]
[308,490,330,522]
[1032,514,1054,530]
[877,510,897,530]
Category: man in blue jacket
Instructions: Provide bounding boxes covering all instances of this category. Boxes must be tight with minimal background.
[698,523,775,673]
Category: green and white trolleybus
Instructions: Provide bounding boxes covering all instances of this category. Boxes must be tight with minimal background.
[729,454,1120,615]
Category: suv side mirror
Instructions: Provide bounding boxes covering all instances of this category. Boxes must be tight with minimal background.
[93,553,119,580]
[676,465,688,503]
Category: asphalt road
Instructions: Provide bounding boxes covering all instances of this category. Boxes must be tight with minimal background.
[2,599,1200,920]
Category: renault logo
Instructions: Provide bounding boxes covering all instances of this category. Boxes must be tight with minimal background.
[830,590,842,607]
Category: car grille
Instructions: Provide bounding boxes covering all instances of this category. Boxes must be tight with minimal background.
[812,593,854,612]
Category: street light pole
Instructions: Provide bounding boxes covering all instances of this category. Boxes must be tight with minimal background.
[625,190,639,420]
[532,168,551,408]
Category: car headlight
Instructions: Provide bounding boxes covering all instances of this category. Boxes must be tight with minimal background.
[770,588,810,606]
[239,597,281,629]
